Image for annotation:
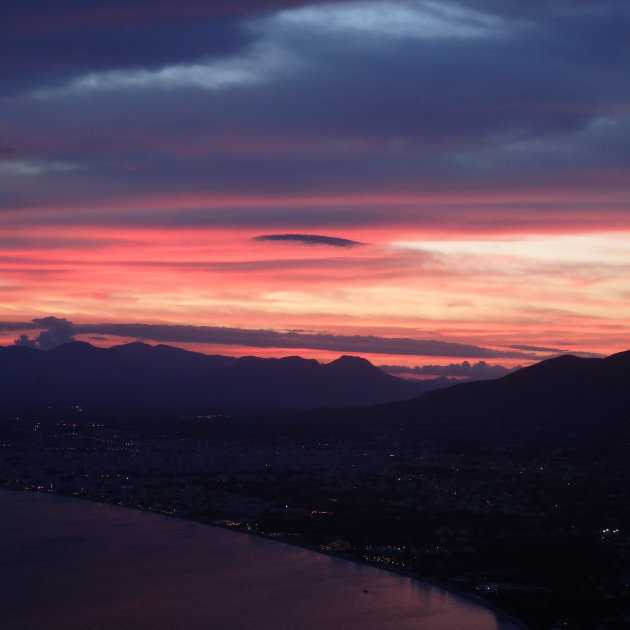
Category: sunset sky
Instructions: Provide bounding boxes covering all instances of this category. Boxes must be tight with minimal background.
[1,0,629,375]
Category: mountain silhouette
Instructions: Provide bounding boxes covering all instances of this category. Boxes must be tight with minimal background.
[0,341,437,411]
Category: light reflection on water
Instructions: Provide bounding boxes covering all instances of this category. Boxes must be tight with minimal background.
[0,490,522,630]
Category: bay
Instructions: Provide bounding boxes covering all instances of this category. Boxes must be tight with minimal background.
[0,489,523,630]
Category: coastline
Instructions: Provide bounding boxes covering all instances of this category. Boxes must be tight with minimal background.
[1,483,530,630]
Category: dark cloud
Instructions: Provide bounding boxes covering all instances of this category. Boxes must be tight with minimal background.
[4,0,346,32]
[13,335,38,349]
[0,321,36,332]
[8,316,535,359]
[254,233,363,247]
[0,146,17,156]
[68,321,533,359]
[380,360,517,380]
[1,1,357,95]
[15,316,76,350]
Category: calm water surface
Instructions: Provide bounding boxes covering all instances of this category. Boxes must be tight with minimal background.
[0,489,522,630]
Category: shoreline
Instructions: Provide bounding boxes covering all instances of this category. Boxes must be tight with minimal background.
[1,483,530,630]
[209,522,532,630]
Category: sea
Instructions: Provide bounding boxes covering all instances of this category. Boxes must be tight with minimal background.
[0,489,523,630]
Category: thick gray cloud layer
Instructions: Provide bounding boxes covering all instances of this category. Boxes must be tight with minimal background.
[1,0,629,227]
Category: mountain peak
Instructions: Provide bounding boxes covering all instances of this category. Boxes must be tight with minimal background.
[109,341,152,351]
[48,341,98,354]
[327,355,374,368]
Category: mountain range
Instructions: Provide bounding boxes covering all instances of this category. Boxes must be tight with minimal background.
[2,342,628,439]
[0,341,441,411]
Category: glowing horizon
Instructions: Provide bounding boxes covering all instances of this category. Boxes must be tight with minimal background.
[2,1,629,370]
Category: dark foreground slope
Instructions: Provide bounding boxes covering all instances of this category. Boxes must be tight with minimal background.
[359,350,630,442]
[0,341,433,411]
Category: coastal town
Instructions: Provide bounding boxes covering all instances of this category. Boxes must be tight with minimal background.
[1,406,627,630]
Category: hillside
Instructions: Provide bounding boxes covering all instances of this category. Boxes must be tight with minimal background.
[361,350,630,441]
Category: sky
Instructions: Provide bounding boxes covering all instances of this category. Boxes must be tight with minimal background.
[1,0,629,376]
